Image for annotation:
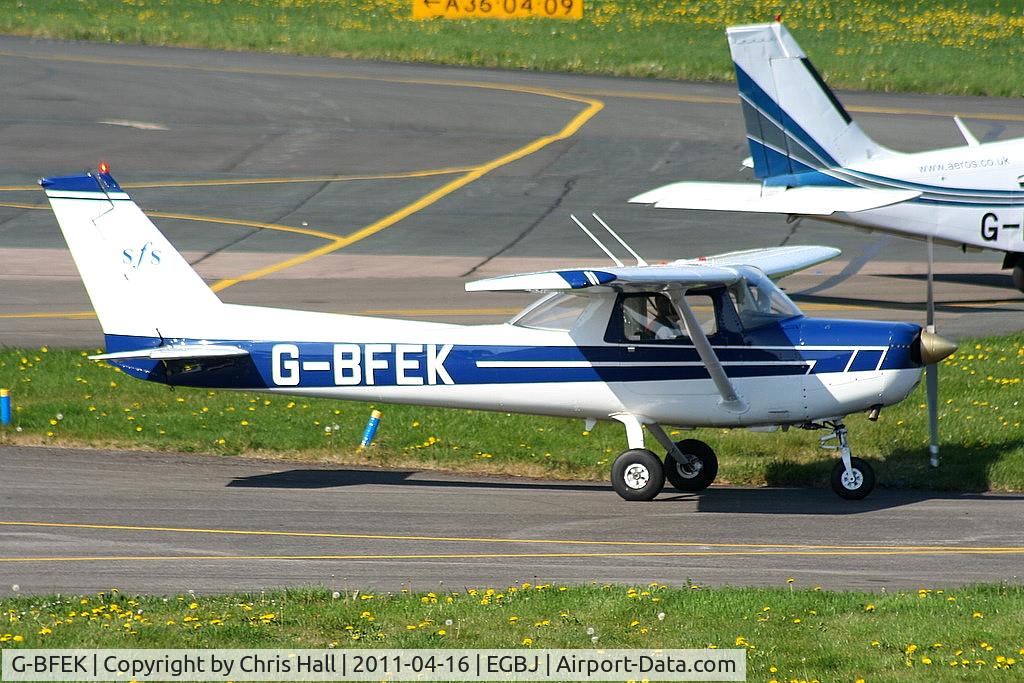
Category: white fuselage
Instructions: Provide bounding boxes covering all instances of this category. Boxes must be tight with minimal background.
[108,298,925,430]
[820,137,1024,252]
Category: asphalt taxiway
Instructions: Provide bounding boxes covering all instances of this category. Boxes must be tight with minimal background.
[2,447,1022,595]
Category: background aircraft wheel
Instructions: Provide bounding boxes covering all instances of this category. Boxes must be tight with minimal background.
[611,449,665,501]
[1014,263,1024,293]
[830,457,876,500]
[664,439,718,491]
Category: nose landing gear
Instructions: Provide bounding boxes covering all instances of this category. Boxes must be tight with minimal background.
[816,420,876,500]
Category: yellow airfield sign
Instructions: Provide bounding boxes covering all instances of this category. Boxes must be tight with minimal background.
[413,0,582,20]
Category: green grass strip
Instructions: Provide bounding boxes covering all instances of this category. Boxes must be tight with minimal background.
[2,333,1023,492]
[1,584,1022,680]
[1,1,1023,96]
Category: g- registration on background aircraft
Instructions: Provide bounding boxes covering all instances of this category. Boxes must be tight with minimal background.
[631,22,1024,291]
[43,167,957,501]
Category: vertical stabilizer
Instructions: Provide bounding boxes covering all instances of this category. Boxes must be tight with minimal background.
[41,168,222,339]
[727,23,888,181]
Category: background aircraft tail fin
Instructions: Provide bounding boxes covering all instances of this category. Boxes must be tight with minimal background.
[727,23,888,182]
[41,168,223,339]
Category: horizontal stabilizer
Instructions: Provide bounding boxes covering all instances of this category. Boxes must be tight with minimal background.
[674,245,840,280]
[90,345,249,361]
[630,182,920,215]
[466,265,740,294]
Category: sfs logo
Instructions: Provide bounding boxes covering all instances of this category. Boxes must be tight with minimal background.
[122,241,162,269]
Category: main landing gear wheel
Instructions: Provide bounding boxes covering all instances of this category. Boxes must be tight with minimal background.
[664,439,719,492]
[611,449,665,501]
[830,457,876,500]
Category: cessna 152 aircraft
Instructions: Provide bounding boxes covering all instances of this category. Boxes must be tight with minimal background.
[43,167,956,501]
[630,22,1024,291]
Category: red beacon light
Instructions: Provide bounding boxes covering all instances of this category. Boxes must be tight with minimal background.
[98,161,109,174]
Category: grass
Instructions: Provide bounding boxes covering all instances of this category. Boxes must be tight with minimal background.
[1,333,1023,493]
[1,583,1022,680]
[1,0,1023,97]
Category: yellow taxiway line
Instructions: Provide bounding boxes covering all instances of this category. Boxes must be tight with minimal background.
[3,548,1024,563]
[562,87,1024,123]
[1,521,1021,555]
[0,167,476,193]
[209,93,603,292]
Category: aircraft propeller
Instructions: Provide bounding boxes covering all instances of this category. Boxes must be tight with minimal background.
[919,236,958,468]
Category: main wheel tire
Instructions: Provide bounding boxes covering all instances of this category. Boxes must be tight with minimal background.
[830,457,876,500]
[611,449,665,501]
[664,439,719,492]
[1014,264,1024,293]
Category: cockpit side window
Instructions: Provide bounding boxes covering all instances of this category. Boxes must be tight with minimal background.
[606,292,720,343]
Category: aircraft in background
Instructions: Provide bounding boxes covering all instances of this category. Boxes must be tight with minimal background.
[631,22,1024,291]
[43,167,956,501]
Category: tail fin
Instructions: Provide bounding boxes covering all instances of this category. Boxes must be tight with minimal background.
[41,167,222,339]
[727,23,888,182]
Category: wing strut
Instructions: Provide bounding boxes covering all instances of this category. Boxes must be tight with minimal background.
[672,290,748,414]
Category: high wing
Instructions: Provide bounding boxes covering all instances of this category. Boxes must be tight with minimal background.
[629,182,920,215]
[673,245,840,280]
[90,344,249,361]
[465,245,839,293]
[465,264,740,293]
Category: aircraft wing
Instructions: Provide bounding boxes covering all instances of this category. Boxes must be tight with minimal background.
[673,245,841,280]
[90,345,250,361]
[629,182,920,215]
[467,244,841,294]
[465,264,740,293]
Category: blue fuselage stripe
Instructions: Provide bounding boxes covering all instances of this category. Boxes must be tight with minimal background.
[102,319,922,390]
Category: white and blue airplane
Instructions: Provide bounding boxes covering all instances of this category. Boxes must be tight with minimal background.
[631,22,1024,291]
[42,167,956,500]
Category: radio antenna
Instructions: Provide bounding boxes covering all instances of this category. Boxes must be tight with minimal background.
[569,214,624,266]
[592,213,648,266]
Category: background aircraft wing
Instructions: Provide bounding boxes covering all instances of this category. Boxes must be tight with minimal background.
[629,182,920,214]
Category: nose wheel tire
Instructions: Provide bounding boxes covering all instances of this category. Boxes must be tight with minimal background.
[830,457,875,500]
[611,449,665,501]
[664,439,719,492]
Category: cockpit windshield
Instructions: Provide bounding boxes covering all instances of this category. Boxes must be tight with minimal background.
[727,266,803,329]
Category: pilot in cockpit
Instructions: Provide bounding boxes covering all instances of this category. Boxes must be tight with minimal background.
[649,295,684,340]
